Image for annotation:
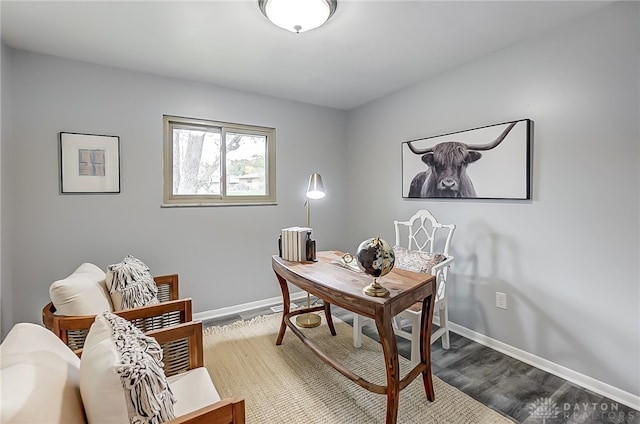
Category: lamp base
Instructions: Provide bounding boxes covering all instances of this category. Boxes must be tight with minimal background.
[363,279,390,297]
[296,313,321,328]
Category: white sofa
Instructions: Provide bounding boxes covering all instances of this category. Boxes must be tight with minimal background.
[0,320,245,424]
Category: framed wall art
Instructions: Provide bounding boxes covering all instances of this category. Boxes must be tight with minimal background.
[401,119,532,200]
[60,132,120,193]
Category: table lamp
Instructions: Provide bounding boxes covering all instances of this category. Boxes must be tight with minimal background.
[296,173,325,328]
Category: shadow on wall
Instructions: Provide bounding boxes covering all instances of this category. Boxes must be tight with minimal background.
[447,251,489,337]
[448,221,625,387]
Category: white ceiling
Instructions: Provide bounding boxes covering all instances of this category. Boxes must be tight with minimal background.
[1,0,613,110]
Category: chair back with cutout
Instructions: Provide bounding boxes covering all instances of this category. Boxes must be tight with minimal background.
[394,210,455,257]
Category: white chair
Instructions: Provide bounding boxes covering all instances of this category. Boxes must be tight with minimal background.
[353,210,455,366]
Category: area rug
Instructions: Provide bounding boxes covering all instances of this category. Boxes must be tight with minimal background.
[202,313,513,423]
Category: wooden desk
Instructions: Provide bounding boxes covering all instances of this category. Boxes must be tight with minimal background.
[272,251,436,424]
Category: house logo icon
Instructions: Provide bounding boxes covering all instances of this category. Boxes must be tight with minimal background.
[527,397,561,423]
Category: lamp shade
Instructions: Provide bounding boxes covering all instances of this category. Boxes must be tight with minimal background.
[306,173,325,200]
[258,0,337,33]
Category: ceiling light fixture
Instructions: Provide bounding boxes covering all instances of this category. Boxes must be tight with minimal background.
[258,0,337,34]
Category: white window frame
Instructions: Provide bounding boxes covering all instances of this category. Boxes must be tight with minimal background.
[163,115,276,206]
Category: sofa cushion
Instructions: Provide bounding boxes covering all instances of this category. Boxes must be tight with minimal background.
[105,255,159,311]
[393,246,446,274]
[0,323,85,424]
[167,367,221,418]
[49,262,113,316]
[80,311,176,424]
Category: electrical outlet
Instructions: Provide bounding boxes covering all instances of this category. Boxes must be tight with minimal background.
[496,292,507,309]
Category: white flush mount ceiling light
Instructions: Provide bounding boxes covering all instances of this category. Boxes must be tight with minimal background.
[258,0,338,33]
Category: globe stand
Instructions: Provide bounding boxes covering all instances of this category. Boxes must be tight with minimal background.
[363,278,389,297]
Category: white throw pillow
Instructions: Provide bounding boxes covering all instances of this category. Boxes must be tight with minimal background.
[105,255,159,311]
[49,262,113,315]
[80,311,176,424]
[0,323,85,424]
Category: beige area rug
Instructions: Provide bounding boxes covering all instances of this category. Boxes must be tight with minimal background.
[203,314,513,424]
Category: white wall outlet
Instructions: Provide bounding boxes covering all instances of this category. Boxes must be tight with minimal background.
[496,292,507,309]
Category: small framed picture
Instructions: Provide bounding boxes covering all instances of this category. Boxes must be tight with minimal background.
[60,132,120,193]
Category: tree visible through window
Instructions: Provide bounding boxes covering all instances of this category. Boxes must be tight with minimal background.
[163,116,276,206]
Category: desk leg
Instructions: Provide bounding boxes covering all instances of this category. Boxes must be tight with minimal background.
[420,294,436,401]
[275,273,290,346]
[375,311,400,424]
[324,302,337,336]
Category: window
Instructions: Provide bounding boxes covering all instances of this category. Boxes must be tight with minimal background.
[163,115,276,206]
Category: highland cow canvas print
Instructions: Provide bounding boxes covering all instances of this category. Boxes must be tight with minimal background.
[402,119,532,200]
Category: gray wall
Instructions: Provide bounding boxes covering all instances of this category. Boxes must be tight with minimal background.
[1,42,13,337]
[2,50,349,328]
[346,2,639,396]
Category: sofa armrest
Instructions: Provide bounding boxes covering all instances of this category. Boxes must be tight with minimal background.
[167,397,246,424]
[154,274,180,302]
[73,320,202,377]
[43,298,193,350]
[146,322,245,422]
[146,320,204,372]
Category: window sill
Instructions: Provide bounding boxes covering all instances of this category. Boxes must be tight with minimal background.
[161,202,278,208]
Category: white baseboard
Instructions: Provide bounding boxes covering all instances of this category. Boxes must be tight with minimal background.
[193,291,309,322]
[194,297,639,411]
[445,320,640,411]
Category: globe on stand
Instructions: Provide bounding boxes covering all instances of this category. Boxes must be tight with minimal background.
[356,237,395,297]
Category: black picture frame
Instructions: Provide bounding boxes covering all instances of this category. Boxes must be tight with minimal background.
[401,119,532,200]
[60,132,121,194]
